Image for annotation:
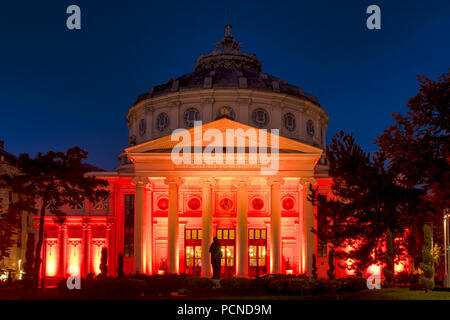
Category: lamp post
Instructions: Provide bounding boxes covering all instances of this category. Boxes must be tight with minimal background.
[444,209,449,288]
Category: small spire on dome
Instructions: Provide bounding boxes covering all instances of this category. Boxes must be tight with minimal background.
[225,24,232,37]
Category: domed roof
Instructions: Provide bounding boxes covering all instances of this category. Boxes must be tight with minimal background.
[134,25,320,107]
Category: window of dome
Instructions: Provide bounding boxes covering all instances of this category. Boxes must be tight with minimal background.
[251,197,264,210]
[217,106,235,120]
[282,197,295,210]
[219,198,233,211]
[252,108,269,128]
[156,112,169,132]
[307,119,315,137]
[157,197,168,210]
[284,113,296,131]
[139,119,146,137]
[188,197,201,210]
[183,108,200,128]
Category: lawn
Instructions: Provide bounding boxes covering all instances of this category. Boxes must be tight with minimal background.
[347,288,450,300]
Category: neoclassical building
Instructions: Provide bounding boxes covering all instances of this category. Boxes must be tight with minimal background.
[35,25,338,280]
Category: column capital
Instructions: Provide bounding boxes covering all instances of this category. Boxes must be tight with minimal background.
[58,223,68,231]
[105,222,114,231]
[266,177,285,187]
[232,177,249,188]
[131,176,149,186]
[201,178,217,186]
[164,177,184,186]
[82,223,91,230]
[299,177,317,187]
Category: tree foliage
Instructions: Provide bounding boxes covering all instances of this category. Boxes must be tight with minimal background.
[311,70,448,276]
[311,132,421,274]
[2,147,109,289]
[376,70,449,217]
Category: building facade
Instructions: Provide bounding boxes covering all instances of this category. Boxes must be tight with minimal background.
[35,26,341,280]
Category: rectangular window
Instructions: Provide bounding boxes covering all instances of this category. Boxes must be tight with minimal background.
[185,229,202,275]
[124,194,135,258]
[317,195,327,258]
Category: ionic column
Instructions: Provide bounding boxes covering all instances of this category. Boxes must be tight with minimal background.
[145,183,153,274]
[201,178,215,277]
[300,178,317,276]
[268,178,284,274]
[165,177,183,274]
[58,224,67,278]
[236,179,248,277]
[132,177,148,274]
[106,223,114,276]
[81,223,88,276]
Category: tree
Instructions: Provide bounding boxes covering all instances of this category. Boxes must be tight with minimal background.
[377,70,449,269]
[327,248,335,280]
[311,132,422,274]
[23,232,35,277]
[376,70,449,217]
[3,147,109,290]
[382,229,394,287]
[420,224,435,292]
[0,182,29,260]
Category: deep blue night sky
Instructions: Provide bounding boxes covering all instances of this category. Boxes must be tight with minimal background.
[0,1,449,170]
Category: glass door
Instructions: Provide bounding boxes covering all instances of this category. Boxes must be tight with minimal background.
[248,228,267,276]
[185,229,202,275]
[216,228,236,277]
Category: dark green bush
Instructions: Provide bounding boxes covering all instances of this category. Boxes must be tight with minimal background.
[143,274,188,296]
[333,277,366,293]
[186,277,215,295]
[220,277,252,295]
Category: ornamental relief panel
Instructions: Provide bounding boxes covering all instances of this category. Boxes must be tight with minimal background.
[214,192,236,216]
[280,191,299,214]
[248,192,269,215]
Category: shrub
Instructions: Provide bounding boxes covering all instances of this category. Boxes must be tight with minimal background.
[144,274,188,296]
[220,277,252,295]
[334,277,366,293]
[420,224,435,292]
[186,277,215,295]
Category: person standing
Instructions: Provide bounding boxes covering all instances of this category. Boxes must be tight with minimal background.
[209,237,222,279]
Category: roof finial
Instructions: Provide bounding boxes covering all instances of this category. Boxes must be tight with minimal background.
[225,23,232,37]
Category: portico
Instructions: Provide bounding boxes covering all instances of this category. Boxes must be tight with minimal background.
[126,118,322,276]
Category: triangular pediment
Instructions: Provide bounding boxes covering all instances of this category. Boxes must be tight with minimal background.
[125,118,322,155]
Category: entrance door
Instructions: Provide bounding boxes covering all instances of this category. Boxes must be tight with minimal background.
[248,228,267,276]
[216,228,236,277]
[185,229,202,275]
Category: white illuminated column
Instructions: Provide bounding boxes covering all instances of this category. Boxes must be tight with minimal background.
[268,178,284,274]
[132,177,147,274]
[165,177,183,274]
[58,224,67,278]
[236,179,248,277]
[301,178,316,276]
[201,179,215,277]
[145,182,153,274]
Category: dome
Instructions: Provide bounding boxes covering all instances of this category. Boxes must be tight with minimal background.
[133,25,320,107]
[124,25,328,156]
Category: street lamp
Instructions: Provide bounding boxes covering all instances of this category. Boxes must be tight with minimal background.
[444,209,449,288]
